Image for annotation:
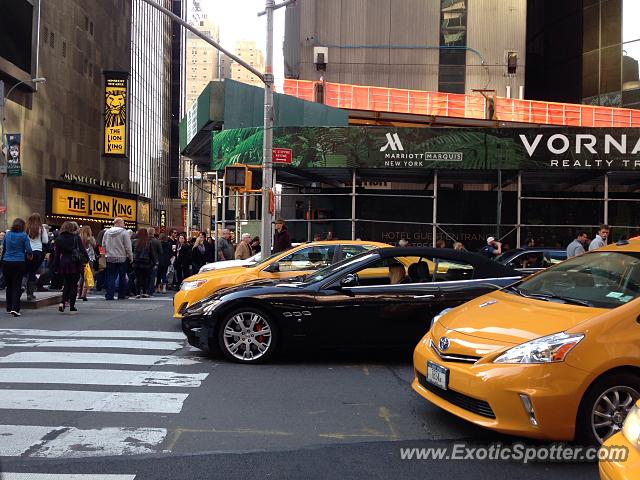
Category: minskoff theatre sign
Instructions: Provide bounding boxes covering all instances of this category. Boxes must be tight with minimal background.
[210,127,640,170]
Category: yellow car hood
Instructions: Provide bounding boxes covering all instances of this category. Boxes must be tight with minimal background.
[438,290,606,345]
[183,266,254,283]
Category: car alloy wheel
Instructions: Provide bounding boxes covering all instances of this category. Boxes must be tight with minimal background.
[591,385,640,444]
[219,309,276,363]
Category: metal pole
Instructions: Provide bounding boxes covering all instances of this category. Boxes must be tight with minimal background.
[139,0,265,81]
[432,171,438,247]
[214,172,219,256]
[259,0,276,260]
[516,172,522,248]
[351,169,356,240]
[0,80,6,231]
[604,173,609,226]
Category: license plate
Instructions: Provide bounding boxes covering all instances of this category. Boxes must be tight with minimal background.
[426,361,449,390]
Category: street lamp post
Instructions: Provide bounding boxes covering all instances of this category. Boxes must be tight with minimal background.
[0,77,46,230]
[139,0,295,260]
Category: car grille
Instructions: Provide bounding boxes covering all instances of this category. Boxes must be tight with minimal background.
[429,340,481,364]
[417,371,496,419]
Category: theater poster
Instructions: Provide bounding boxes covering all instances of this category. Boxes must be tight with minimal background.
[6,133,22,176]
[103,71,129,157]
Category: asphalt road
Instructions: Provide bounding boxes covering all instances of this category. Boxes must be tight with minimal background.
[0,296,599,479]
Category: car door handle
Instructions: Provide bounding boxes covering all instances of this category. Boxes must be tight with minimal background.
[413,294,436,299]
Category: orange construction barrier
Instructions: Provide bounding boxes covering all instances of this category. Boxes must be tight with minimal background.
[282,79,640,128]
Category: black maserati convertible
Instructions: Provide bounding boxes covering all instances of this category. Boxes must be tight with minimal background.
[182,247,521,363]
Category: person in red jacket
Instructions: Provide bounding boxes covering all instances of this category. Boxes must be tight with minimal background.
[273,218,292,253]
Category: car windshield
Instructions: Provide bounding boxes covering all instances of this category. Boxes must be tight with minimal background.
[512,251,640,308]
[300,252,380,284]
[495,251,521,263]
[252,251,286,268]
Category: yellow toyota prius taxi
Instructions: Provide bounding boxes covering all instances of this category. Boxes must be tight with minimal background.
[173,241,389,319]
[413,239,640,445]
[599,400,640,480]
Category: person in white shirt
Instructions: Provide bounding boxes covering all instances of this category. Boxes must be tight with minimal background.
[588,224,609,251]
[25,213,49,301]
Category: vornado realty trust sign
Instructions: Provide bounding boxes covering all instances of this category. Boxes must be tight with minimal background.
[210,126,640,170]
[519,133,640,168]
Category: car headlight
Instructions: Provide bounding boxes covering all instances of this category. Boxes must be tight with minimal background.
[623,404,640,448]
[430,308,452,330]
[493,332,584,364]
[199,264,216,273]
[180,279,208,291]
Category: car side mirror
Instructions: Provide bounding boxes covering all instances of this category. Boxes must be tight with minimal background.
[340,273,359,288]
[265,263,280,273]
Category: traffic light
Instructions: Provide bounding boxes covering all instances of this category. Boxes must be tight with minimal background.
[224,165,247,189]
[224,164,262,192]
[247,165,262,192]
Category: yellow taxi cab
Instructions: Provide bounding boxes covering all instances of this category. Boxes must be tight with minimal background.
[413,239,640,444]
[599,400,640,480]
[173,240,389,319]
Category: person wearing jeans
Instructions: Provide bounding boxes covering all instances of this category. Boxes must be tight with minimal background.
[25,213,48,301]
[102,218,133,300]
[1,218,32,316]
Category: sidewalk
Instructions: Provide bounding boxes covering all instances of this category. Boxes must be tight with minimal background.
[0,290,62,309]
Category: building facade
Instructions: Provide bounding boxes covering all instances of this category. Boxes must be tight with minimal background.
[1,0,133,230]
[283,0,527,98]
[185,15,221,108]
[129,0,174,227]
[231,41,265,87]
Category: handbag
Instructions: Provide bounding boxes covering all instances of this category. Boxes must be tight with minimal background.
[84,263,95,289]
[72,236,90,264]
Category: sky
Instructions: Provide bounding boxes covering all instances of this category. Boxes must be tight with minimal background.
[196,0,286,89]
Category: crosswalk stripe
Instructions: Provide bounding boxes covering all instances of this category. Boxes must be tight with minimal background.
[0,338,183,350]
[0,352,202,365]
[0,390,189,413]
[2,475,136,479]
[0,368,208,387]
[0,424,166,458]
[0,329,184,340]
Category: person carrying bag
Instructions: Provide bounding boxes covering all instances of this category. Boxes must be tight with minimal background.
[53,222,88,313]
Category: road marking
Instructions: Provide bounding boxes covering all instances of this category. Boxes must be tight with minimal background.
[2,475,136,479]
[0,352,201,366]
[0,390,189,413]
[0,425,166,458]
[87,295,172,301]
[0,339,183,350]
[0,368,208,387]
[0,329,184,340]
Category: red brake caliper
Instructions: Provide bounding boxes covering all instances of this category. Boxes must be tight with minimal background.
[256,323,264,343]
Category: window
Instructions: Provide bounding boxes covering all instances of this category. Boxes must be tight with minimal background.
[62,41,67,58]
[432,258,474,281]
[340,244,379,260]
[517,252,640,308]
[273,246,337,272]
[50,32,55,49]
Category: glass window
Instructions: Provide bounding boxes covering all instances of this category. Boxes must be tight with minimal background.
[623,39,640,90]
[340,244,379,260]
[601,0,622,47]
[516,251,640,308]
[351,256,427,286]
[601,44,622,93]
[433,258,474,281]
[273,246,337,272]
[583,5,600,53]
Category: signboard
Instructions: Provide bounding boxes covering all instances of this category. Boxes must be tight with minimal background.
[51,187,137,222]
[103,71,129,156]
[138,200,151,225]
[5,133,22,176]
[211,126,640,171]
[273,148,292,164]
[159,209,167,229]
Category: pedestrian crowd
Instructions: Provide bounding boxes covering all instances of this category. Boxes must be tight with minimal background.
[0,214,269,315]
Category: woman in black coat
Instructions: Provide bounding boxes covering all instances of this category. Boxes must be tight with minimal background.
[156,233,174,294]
[52,221,85,312]
[174,233,192,284]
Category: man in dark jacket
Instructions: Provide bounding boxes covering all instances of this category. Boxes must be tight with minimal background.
[273,218,292,253]
[147,227,162,296]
